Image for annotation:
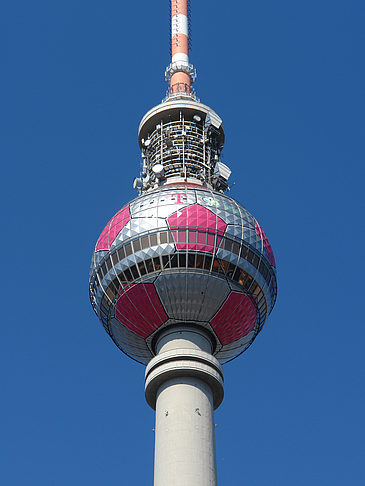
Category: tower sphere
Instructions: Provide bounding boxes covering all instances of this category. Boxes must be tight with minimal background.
[89,114,277,364]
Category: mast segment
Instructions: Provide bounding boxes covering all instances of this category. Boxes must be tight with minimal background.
[165,0,196,99]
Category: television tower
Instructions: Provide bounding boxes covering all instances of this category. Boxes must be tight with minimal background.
[89,1,277,485]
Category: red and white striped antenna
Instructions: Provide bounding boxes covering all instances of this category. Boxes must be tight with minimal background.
[165,0,196,98]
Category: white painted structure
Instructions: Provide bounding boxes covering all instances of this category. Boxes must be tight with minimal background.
[145,327,224,486]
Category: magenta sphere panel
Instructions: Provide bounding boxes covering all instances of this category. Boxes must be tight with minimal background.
[255,222,276,268]
[210,292,257,345]
[96,205,131,251]
[115,283,167,338]
[168,204,226,252]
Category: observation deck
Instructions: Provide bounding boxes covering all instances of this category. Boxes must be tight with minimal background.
[135,98,231,193]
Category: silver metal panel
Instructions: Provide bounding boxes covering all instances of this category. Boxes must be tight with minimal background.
[111,222,134,246]
[215,330,256,363]
[92,250,108,269]
[154,272,229,322]
[224,226,262,252]
[130,189,196,218]
[215,248,239,264]
[130,217,168,234]
[110,318,152,364]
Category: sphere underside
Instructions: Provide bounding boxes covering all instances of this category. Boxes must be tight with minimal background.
[89,185,277,364]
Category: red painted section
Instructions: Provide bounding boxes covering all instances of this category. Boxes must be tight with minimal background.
[210,292,257,345]
[171,0,188,17]
[255,222,276,267]
[115,284,167,338]
[96,205,131,251]
[168,204,227,253]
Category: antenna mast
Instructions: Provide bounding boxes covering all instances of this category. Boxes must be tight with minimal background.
[165,0,196,98]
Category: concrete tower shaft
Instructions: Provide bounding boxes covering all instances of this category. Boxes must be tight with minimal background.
[145,327,223,486]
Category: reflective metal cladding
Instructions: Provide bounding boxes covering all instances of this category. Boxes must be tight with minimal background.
[89,185,277,364]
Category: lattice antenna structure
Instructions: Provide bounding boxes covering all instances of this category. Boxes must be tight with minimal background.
[89,2,277,485]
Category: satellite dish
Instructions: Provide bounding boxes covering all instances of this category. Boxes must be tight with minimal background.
[133,177,143,190]
[193,114,201,122]
[152,164,165,178]
[144,139,151,147]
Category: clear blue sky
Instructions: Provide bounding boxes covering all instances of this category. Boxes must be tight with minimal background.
[2,1,364,485]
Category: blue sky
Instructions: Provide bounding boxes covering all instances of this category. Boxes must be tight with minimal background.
[2,1,364,484]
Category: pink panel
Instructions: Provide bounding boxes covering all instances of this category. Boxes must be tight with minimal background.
[210,292,257,345]
[115,283,167,338]
[255,222,276,267]
[168,204,227,253]
[96,205,131,251]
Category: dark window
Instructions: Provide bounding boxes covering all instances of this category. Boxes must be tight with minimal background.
[145,259,154,273]
[106,287,116,301]
[160,232,168,244]
[101,298,109,312]
[244,275,253,290]
[130,265,139,279]
[204,255,212,271]
[123,268,133,281]
[220,260,229,274]
[101,262,107,277]
[111,252,119,266]
[133,239,141,252]
[138,261,147,276]
[232,267,241,282]
[105,258,112,272]
[224,239,233,252]
[240,246,248,259]
[257,291,264,303]
[196,254,204,269]
[153,257,161,271]
[247,249,255,265]
[117,274,128,288]
[112,277,120,292]
[150,234,158,246]
[232,241,241,255]
[252,253,259,269]
[250,283,258,295]
[124,243,132,256]
[238,270,247,287]
[178,253,186,267]
[226,263,236,279]
[188,254,195,268]
[170,255,178,268]
[96,270,103,284]
[212,258,221,273]
[117,247,125,261]
[141,236,149,249]
[162,255,170,268]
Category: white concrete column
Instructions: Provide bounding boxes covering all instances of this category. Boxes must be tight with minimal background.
[145,326,224,486]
